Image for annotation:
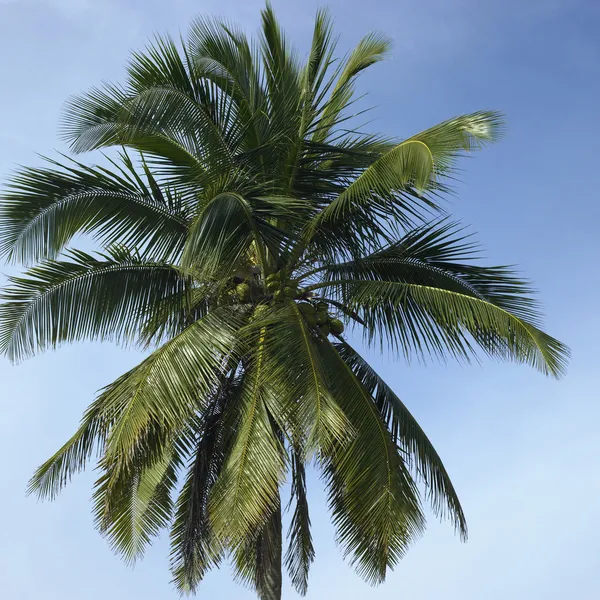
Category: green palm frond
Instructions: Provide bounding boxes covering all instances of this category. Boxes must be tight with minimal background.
[0,153,189,264]
[334,340,467,537]
[61,82,130,153]
[208,344,287,546]
[233,495,283,600]
[317,337,425,583]
[260,5,302,142]
[305,112,504,247]
[182,192,261,277]
[187,17,268,152]
[285,451,314,595]
[180,191,298,277]
[92,440,179,563]
[0,249,190,362]
[100,306,248,468]
[318,277,566,375]
[256,301,350,454]
[318,219,544,322]
[311,31,391,144]
[27,396,107,500]
[169,377,237,592]
[308,221,568,376]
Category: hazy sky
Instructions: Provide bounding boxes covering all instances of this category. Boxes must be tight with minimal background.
[1,0,599,598]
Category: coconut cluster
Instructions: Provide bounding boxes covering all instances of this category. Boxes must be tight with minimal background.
[221,271,345,337]
[264,271,306,302]
[297,301,344,336]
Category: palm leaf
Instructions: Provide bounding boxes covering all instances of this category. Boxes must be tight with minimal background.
[169,375,239,593]
[316,336,425,583]
[27,395,107,500]
[187,16,268,152]
[305,112,504,248]
[327,277,566,375]
[234,494,283,600]
[208,334,287,546]
[334,340,467,537]
[311,31,391,144]
[99,306,248,469]
[0,154,189,264]
[0,248,190,362]
[92,438,179,563]
[256,301,349,454]
[318,220,545,323]
[284,451,314,595]
[181,192,265,277]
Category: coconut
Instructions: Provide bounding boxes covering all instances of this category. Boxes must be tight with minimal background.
[253,304,269,319]
[266,281,280,292]
[315,310,328,325]
[266,273,278,283]
[315,301,329,312]
[284,286,298,299]
[236,283,251,300]
[319,323,331,336]
[304,314,318,328]
[298,303,316,315]
[329,318,344,335]
[274,290,285,302]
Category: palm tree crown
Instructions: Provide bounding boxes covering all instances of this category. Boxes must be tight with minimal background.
[0,6,567,599]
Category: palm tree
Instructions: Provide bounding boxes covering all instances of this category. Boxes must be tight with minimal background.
[0,6,567,599]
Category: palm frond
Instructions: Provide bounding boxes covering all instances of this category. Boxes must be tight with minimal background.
[0,154,189,264]
[99,306,248,469]
[334,340,467,538]
[92,439,179,563]
[259,4,303,146]
[284,451,314,595]
[319,220,545,323]
[233,494,283,600]
[187,16,268,152]
[0,249,190,362]
[181,192,265,276]
[256,301,349,454]
[316,336,425,583]
[305,112,504,251]
[208,340,287,546]
[27,396,107,500]
[311,31,391,144]
[169,377,238,593]
[319,277,567,376]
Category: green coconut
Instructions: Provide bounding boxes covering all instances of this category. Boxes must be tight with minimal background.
[319,323,331,336]
[298,302,316,315]
[284,286,299,299]
[253,304,269,319]
[329,318,345,335]
[236,283,251,300]
[266,273,279,283]
[266,281,280,292]
[304,314,318,328]
[274,290,285,302]
[315,310,328,325]
[315,301,328,312]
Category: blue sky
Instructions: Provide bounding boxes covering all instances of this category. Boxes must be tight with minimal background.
[1,0,599,598]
